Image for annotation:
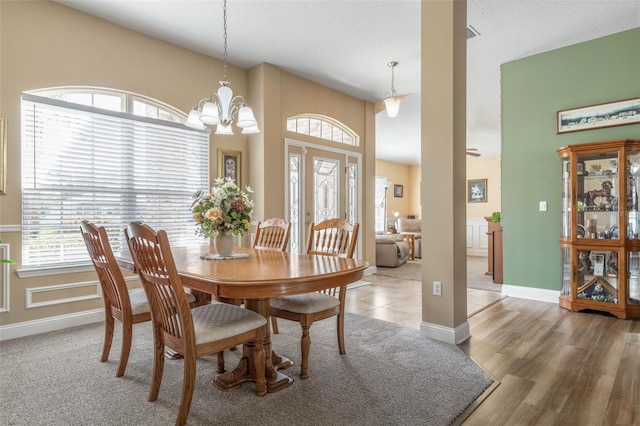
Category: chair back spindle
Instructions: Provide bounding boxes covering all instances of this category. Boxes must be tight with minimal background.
[252,218,291,251]
[307,218,358,258]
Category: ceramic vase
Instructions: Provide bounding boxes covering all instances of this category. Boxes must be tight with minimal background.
[214,233,234,257]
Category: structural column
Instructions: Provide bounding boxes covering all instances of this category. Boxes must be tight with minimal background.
[420,0,469,343]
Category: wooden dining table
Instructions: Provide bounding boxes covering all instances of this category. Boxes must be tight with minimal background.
[116,245,368,393]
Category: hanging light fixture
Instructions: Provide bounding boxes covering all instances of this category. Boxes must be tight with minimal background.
[383,61,401,118]
[185,0,259,134]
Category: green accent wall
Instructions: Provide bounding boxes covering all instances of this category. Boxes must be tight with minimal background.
[502,28,640,290]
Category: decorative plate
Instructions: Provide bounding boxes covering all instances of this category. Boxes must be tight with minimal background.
[577,224,586,238]
[609,225,619,239]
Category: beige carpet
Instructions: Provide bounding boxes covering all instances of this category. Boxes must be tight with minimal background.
[376,256,503,292]
[0,313,494,425]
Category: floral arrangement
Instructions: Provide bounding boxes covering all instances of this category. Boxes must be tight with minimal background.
[191,177,254,238]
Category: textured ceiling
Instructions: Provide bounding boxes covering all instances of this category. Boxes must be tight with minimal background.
[55,0,640,165]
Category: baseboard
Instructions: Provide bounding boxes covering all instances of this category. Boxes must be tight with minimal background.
[0,308,104,342]
[365,265,378,275]
[420,320,470,345]
[501,284,560,304]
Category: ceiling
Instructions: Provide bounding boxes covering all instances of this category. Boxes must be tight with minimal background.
[55,0,640,165]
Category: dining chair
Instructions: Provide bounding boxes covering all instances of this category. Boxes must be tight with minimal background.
[81,221,199,376]
[80,220,153,377]
[213,218,292,373]
[124,222,267,426]
[252,218,291,251]
[270,218,359,379]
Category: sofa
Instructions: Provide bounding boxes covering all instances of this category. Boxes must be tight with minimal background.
[375,234,410,267]
[397,218,421,259]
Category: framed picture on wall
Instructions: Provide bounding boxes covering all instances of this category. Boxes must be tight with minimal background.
[467,179,487,203]
[394,184,403,198]
[217,149,242,188]
[557,97,640,134]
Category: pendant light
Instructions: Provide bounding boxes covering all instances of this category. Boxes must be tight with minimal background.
[185,0,259,134]
[383,61,401,118]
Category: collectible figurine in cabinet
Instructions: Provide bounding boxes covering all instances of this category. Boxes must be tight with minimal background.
[606,252,618,277]
[578,250,591,272]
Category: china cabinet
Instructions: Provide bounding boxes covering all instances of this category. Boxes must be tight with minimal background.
[558,138,640,319]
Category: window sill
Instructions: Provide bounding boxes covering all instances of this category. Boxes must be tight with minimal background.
[16,263,95,279]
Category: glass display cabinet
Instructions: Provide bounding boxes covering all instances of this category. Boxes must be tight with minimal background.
[558,138,640,319]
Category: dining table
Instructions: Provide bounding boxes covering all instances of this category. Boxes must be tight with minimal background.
[116,245,368,393]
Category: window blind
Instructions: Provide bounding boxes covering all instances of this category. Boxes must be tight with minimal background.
[21,93,210,268]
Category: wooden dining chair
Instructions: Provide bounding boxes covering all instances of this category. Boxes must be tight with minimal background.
[81,221,199,376]
[124,222,267,426]
[213,218,292,373]
[252,218,291,251]
[80,220,153,377]
[270,218,359,379]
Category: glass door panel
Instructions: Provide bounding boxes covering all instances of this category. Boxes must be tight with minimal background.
[562,158,570,238]
[628,251,640,305]
[576,249,620,304]
[561,247,571,297]
[576,151,619,240]
[627,151,640,239]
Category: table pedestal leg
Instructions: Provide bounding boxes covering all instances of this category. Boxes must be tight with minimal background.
[213,298,293,393]
[272,350,293,370]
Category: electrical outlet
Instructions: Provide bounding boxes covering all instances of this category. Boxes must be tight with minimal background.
[433,281,442,296]
[539,201,547,211]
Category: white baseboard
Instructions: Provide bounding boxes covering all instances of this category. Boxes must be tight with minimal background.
[0,309,104,342]
[420,320,470,344]
[501,284,560,304]
[0,281,560,342]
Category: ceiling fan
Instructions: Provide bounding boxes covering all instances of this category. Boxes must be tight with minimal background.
[466,148,481,157]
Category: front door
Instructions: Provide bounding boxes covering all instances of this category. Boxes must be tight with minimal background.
[285,139,360,254]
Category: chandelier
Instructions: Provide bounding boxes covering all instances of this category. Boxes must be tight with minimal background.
[185,0,259,134]
[383,61,401,118]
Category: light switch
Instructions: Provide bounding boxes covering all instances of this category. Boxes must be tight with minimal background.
[539,201,547,212]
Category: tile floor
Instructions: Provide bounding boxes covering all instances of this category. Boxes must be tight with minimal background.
[345,273,505,330]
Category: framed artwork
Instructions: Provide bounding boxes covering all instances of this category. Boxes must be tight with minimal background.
[468,179,487,203]
[0,118,5,195]
[217,149,242,188]
[557,97,640,134]
[394,184,403,198]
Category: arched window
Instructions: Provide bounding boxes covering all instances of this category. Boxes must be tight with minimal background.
[286,114,359,146]
[21,87,209,269]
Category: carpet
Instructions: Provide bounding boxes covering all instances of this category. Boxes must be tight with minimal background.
[0,313,493,426]
[376,257,503,293]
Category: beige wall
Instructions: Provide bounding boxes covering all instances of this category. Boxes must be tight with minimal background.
[466,156,501,218]
[0,1,374,328]
[375,160,412,218]
[377,157,502,222]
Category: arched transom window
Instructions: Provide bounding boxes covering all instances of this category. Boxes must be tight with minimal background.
[286,114,359,146]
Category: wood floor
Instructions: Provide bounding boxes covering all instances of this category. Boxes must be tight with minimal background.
[346,276,640,426]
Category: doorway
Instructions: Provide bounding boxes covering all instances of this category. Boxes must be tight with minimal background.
[285,139,361,256]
